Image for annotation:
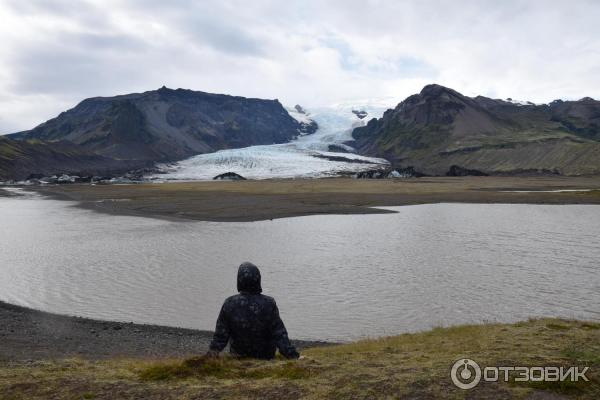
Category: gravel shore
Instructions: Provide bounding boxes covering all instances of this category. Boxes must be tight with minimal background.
[0,301,328,361]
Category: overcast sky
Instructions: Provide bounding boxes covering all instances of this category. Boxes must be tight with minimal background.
[1,0,599,134]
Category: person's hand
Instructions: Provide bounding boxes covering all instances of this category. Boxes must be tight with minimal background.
[205,350,220,358]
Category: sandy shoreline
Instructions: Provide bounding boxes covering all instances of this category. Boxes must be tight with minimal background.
[17,176,600,222]
[0,301,329,362]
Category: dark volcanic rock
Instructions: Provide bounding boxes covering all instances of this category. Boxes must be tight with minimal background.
[26,173,45,180]
[352,109,368,119]
[297,119,318,136]
[312,154,379,164]
[294,104,306,114]
[446,165,488,176]
[213,172,247,181]
[327,144,351,153]
[355,169,387,179]
[355,167,420,179]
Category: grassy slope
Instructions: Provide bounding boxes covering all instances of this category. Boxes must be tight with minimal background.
[0,136,85,179]
[374,123,600,176]
[1,319,598,399]
[0,136,23,177]
[417,138,600,176]
[0,136,148,180]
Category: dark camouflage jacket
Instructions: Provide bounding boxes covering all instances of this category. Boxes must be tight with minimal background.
[209,262,299,359]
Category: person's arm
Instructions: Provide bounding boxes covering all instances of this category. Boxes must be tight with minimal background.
[208,303,230,354]
[271,301,300,359]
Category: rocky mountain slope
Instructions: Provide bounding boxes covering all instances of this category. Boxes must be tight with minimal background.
[9,87,316,164]
[0,136,147,181]
[352,84,600,175]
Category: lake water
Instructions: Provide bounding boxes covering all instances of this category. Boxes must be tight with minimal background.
[1,189,599,342]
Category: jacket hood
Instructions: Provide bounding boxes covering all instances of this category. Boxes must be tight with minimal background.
[237,262,262,294]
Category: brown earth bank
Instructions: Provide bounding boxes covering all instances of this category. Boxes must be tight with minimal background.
[0,301,328,362]
[23,176,600,222]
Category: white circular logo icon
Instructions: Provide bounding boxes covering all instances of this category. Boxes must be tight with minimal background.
[451,358,481,389]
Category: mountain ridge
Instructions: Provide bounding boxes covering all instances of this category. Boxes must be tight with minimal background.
[352,84,600,175]
[4,84,600,180]
[9,86,317,163]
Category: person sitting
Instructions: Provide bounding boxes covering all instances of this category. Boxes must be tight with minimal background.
[206,262,300,359]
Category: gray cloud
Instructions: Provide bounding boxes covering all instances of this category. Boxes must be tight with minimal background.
[1,0,599,133]
[4,0,111,30]
[181,14,265,57]
[8,32,151,96]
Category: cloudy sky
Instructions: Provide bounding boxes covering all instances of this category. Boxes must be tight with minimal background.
[1,0,599,134]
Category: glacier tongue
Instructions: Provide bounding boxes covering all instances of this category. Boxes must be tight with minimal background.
[151,100,394,180]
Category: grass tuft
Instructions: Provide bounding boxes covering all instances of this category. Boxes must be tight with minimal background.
[546,322,570,330]
[521,379,589,395]
[138,356,314,381]
[562,347,600,364]
[580,322,600,330]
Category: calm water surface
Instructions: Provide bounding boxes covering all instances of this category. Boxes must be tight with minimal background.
[0,189,599,341]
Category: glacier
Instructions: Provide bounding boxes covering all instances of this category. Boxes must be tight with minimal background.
[151,99,397,180]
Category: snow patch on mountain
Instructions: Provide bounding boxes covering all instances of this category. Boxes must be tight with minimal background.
[286,106,313,127]
[504,98,537,106]
[285,106,317,136]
